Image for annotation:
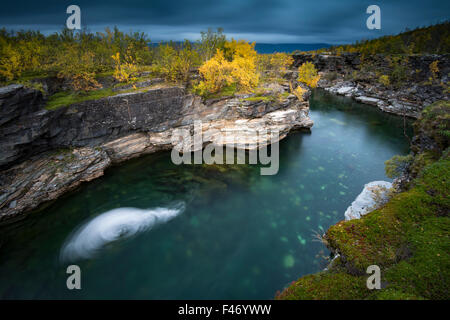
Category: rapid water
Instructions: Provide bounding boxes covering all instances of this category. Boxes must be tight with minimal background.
[60,203,186,262]
[0,90,411,299]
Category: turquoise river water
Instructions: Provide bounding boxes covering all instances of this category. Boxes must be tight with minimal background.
[0,90,411,299]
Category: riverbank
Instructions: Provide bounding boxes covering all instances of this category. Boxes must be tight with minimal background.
[291,53,449,118]
[275,52,449,300]
[277,100,449,300]
[0,88,412,299]
[278,53,448,298]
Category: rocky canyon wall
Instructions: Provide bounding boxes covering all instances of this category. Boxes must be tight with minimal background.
[291,53,449,118]
[0,82,313,222]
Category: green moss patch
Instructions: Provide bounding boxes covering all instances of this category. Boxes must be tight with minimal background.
[44,83,162,110]
[276,271,368,300]
[242,95,275,102]
[45,89,116,110]
[278,154,449,300]
[195,84,238,100]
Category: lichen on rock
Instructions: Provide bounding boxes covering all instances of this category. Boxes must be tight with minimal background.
[344,181,393,220]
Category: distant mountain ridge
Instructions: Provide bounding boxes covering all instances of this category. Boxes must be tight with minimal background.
[150,41,331,54]
[321,21,450,54]
[254,43,331,53]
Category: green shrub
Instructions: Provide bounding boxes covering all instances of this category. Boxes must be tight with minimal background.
[415,101,450,152]
[279,154,450,300]
[153,40,201,83]
[197,28,226,62]
[385,154,413,178]
[388,56,409,88]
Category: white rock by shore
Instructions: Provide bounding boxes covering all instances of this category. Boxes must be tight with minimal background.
[322,81,423,118]
[344,181,393,220]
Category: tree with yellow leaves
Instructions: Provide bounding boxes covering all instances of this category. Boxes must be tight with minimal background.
[55,44,102,91]
[289,81,307,101]
[0,43,23,81]
[228,40,259,91]
[111,45,139,83]
[0,37,42,81]
[153,41,200,83]
[429,60,439,83]
[195,39,259,97]
[270,52,293,78]
[297,61,320,88]
[195,49,233,95]
[257,52,294,81]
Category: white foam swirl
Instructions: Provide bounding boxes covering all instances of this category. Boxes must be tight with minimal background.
[60,202,185,262]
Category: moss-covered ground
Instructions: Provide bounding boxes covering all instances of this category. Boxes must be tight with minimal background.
[277,155,449,300]
[277,102,450,300]
[45,88,117,110]
[45,82,171,110]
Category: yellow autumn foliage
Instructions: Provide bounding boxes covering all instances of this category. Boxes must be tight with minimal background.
[297,61,320,88]
[111,46,139,83]
[257,52,294,81]
[55,45,102,91]
[289,81,307,101]
[0,44,22,81]
[293,86,307,101]
[0,39,41,81]
[195,39,259,96]
[153,41,200,83]
[196,49,234,94]
[378,74,390,87]
[429,60,439,83]
[270,52,294,77]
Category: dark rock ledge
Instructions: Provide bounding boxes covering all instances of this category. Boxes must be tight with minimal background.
[0,83,313,222]
[291,53,449,118]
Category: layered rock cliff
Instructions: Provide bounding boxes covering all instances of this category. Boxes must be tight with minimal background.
[0,82,313,222]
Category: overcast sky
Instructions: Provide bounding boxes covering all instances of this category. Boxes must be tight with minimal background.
[1,0,448,44]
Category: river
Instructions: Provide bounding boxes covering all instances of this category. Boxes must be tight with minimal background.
[0,89,412,299]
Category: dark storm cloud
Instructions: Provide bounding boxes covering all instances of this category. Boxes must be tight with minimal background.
[0,0,448,43]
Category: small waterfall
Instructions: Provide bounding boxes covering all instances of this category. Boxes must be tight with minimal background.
[60,202,185,262]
